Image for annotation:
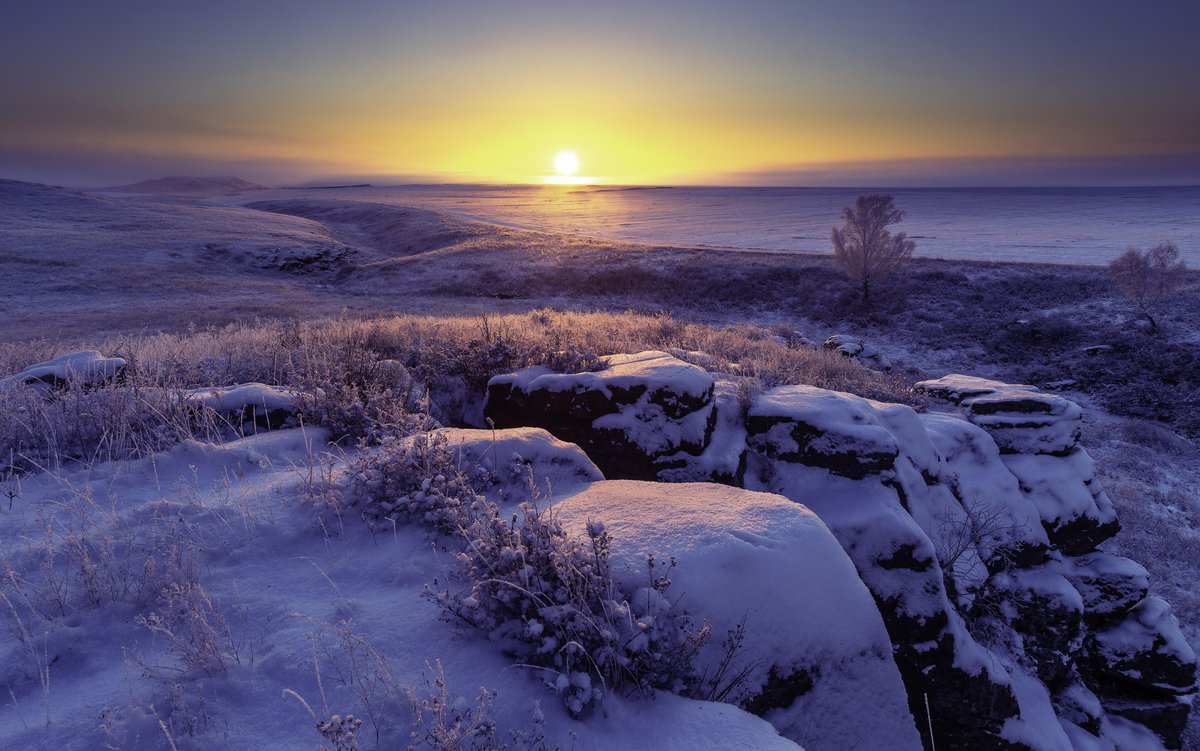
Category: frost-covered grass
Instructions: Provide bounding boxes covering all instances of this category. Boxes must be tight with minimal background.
[0,309,912,475]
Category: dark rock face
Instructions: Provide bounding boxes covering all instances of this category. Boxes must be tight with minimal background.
[485,352,717,480]
[488,358,1195,749]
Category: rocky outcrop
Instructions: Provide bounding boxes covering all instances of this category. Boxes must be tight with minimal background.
[488,355,1196,749]
[555,480,922,751]
[485,351,716,480]
[916,375,1118,554]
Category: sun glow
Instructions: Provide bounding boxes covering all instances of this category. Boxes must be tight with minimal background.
[544,149,594,184]
[554,150,580,175]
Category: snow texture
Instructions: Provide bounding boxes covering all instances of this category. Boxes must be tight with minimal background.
[11,350,126,389]
[553,480,921,751]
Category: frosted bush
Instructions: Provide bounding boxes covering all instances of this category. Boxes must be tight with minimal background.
[344,429,707,715]
[344,432,495,533]
[433,506,709,716]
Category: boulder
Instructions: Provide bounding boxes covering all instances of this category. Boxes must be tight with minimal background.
[1000,450,1119,555]
[186,383,301,432]
[433,427,603,500]
[1059,553,1150,625]
[11,350,126,391]
[554,480,922,751]
[915,374,1082,455]
[485,351,716,480]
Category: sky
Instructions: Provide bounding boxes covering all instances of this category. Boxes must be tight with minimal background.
[2,0,1199,187]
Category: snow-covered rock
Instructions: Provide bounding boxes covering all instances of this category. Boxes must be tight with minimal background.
[1081,596,1197,748]
[999,450,1119,555]
[657,377,747,485]
[1059,553,1150,624]
[186,383,301,431]
[485,359,1195,747]
[11,350,126,391]
[746,385,900,479]
[916,374,1082,455]
[554,480,922,751]
[916,375,1117,553]
[823,334,892,371]
[434,427,603,498]
[485,351,716,480]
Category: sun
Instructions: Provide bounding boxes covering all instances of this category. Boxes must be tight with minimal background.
[554,150,580,176]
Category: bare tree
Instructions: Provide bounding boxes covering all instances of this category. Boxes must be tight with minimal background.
[1108,242,1187,332]
[830,193,916,304]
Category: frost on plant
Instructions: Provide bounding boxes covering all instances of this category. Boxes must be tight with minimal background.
[433,506,709,716]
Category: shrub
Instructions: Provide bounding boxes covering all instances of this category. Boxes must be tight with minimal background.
[344,431,709,716]
[433,505,709,716]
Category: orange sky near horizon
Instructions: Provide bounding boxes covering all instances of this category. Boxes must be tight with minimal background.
[2,1,1198,186]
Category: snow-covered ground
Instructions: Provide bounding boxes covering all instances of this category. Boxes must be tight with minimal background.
[2,176,1199,748]
[0,429,805,750]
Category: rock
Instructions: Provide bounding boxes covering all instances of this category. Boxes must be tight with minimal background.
[1059,553,1150,624]
[1082,596,1197,749]
[11,350,126,391]
[823,334,892,371]
[554,480,922,751]
[1085,596,1197,696]
[433,427,603,500]
[1000,450,1119,554]
[742,386,1030,749]
[746,385,900,479]
[749,456,1025,750]
[914,374,1024,404]
[657,377,747,485]
[186,383,301,432]
[916,374,1082,456]
[920,413,1051,566]
[484,351,716,480]
[986,567,1085,689]
[916,375,1117,553]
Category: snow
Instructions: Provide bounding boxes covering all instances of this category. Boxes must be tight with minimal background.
[914,374,1021,403]
[11,350,126,388]
[1093,596,1197,674]
[749,385,901,465]
[495,352,713,403]
[658,377,747,483]
[1000,449,1118,532]
[1058,552,1150,619]
[0,432,805,751]
[186,382,299,414]
[553,480,921,751]
[433,426,603,496]
[1000,668,1075,751]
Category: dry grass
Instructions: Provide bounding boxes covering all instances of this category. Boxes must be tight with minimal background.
[1,309,913,474]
